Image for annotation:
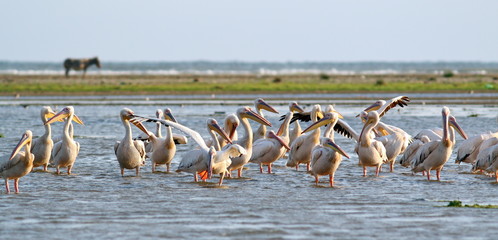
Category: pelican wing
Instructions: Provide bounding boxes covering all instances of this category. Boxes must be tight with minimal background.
[289,112,312,123]
[177,149,204,172]
[378,96,410,117]
[372,140,388,162]
[413,141,439,167]
[334,119,359,141]
[51,141,62,161]
[399,139,424,167]
[249,139,274,163]
[414,128,443,141]
[133,140,146,160]
[0,154,23,173]
[311,146,324,167]
[114,141,120,155]
[133,117,208,151]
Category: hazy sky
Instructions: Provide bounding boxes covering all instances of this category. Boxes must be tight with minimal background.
[1,0,497,62]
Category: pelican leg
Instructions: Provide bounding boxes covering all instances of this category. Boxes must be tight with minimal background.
[315,176,319,186]
[268,164,273,174]
[219,172,225,186]
[43,164,48,172]
[390,161,394,172]
[152,163,156,173]
[135,167,139,176]
[237,169,243,178]
[166,164,170,173]
[194,173,198,182]
[120,168,124,177]
[259,164,264,173]
[14,179,19,193]
[426,170,431,181]
[363,167,367,177]
[495,171,498,182]
[422,171,426,176]
[375,166,381,177]
[329,174,334,187]
[56,166,60,175]
[306,163,310,172]
[67,165,72,175]
[295,165,299,171]
[5,179,10,193]
[436,170,441,181]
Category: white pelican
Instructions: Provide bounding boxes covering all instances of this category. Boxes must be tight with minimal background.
[374,122,410,172]
[45,106,84,175]
[356,111,388,177]
[399,136,430,168]
[227,107,272,178]
[472,137,498,173]
[249,130,290,173]
[287,102,305,147]
[301,111,350,186]
[412,107,453,180]
[456,131,498,164]
[206,113,239,149]
[31,106,56,171]
[147,109,179,172]
[357,96,410,117]
[132,116,242,185]
[1,130,34,193]
[286,105,324,171]
[144,109,165,153]
[114,108,150,176]
[253,98,279,142]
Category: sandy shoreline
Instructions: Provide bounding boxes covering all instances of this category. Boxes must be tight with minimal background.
[1,73,497,96]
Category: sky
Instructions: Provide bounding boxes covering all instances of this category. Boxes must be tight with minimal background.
[1,0,497,62]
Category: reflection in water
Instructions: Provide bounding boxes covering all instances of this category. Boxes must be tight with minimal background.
[1,100,498,239]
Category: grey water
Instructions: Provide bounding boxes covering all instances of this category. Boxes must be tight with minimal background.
[1,96,498,239]
[1,60,498,75]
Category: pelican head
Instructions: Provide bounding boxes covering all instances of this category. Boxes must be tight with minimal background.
[267,130,291,150]
[255,98,279,114]
[163,108,177,123]
[289,101,304,113]
[225,114,240,140]
[324,105,344,119]
[323,138,350,159]
[364,100,385,112]
[9,130,33,160]
[41,106,58,123]
[359,111,380,141]
[155,109,164,119]
[311,105,324,121]
[301,112,340,134]
[448,115,468,140]
[120,108,150,136]
[237,107,272,127]
[207,118,233,144]
[45,106,84,125]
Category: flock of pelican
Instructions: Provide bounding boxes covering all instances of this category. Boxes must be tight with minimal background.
[2,96,498,193]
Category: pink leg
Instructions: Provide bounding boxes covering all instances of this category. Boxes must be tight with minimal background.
[135,167,139,176]
[315,176,319,185]
[495,171,498,182]
[14,179,19,193]
[426,170,431,181]
[295,165,299,171]
[436,170,441,181]
[363,166,367,177]
[375,166,381,177]
[152,163,156,172]
[166,164,170,173]
[194,173,198,182]
[422,171,426,176]
[43,164,48,172]
[306,163,310,171]
[238,168,242,178]
[56,166,60,175]
[67,165,72,175]
[259,164,263,173]
[218,173,224,186]
[267,164,272,174]
[5,179,10,193]
[390,162,394,172]
[329,174,334,187]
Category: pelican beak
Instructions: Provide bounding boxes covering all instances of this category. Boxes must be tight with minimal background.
[129,115,150,137]
[72,114,84,125]
[163,111,177,123]
[44,109,63,123]
[316,111,324,120]
[257,99,279,114]
[324,139,350,159]
[449,116,468,140]
[207,148,215,179]
[45,108,70,125]
[9,131,31,161]
[363,101,383,113]
[228,122,238,140]
[330,110,344,119]
[244,108,272,127]
[209,120,233,144]
[290,103,304,113]
[301,114,334,134]
[276,121,285,136]
[269,131,290,150]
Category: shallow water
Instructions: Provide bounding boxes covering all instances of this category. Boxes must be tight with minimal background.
[1,96,498,239]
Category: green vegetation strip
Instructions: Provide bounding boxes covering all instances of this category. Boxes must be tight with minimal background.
[447,200,498,209]
[0,82,497,94]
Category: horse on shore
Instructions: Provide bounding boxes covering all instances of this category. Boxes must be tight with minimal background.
[63,57,101,78]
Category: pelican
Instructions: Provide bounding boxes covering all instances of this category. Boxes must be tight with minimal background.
[132,116,242,185]
[274,111,294,160]
[301,111,350,186]
[456,131,498,164]
[227,107,272,178]
[253,98,279,142]
[147,109,179,172]
[356,111,388,176]
[114,108,150,176]
[1,130,34,193]
[483,145,498,182]
[31,106,56,171]
[288,102,305,147]
[399,136,430,168]
[144,109,165,153]
[249,130,290,173]
[206,113,239,149]
[45,106,84,175]
[286,105,324,171]
[374,122,410,172]
[357,96,410,117]
[472,137,498,173]
[412,107,453,181]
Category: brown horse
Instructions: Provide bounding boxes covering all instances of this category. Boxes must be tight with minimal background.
[63,57,101,78]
